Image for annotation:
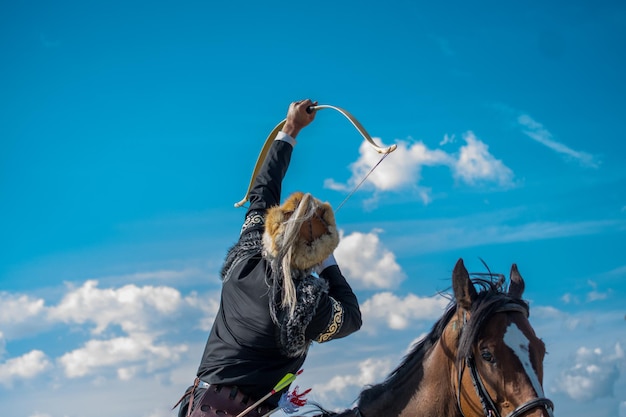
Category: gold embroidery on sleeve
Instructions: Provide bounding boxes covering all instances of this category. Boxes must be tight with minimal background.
[316,297,344,343]
[241,212,264,234]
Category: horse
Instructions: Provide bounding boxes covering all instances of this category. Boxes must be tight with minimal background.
[323,258,554,417]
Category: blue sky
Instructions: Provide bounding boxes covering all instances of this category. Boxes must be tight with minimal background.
[1,1,625,416]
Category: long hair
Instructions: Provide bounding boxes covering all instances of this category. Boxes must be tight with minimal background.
[274,193,320,318]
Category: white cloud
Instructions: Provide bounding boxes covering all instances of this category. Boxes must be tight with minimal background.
[143,408,174,417]
[587,290,610,302]
[0,293,45,321]
[324,133,514,205]
[325,139,451,197]
[0,350,52,387]
[57,334,188,378]
[533,305,597,331]
[360,292,449,333]
[42,279,211,381]
[585,280,612,302]
[313,357,393,397]
[335,230,405,289]
[518,114,599,168]
[183,291,221,331]
[0,278,220,382]
[554,343,624,401]
[117,366,138,381]
[49,280,184,335]
[453,131,514,186]
[0,293,49,339]
[440,133,455,146]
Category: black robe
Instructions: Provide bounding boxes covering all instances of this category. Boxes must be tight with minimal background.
[196,138,362,406]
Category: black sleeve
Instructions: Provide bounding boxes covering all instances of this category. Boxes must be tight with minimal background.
[247,140,293,214]
[305,265,362,342]
[238,139,293,236]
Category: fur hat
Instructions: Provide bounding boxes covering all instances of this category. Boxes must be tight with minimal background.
[263,192,339,270]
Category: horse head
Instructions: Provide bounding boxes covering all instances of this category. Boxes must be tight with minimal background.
[333,258,554,417]
[450,258,554,417]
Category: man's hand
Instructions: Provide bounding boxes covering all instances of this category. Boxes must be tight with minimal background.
[281,99,318,139]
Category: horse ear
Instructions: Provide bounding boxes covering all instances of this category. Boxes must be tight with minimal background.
[453,258,477,311]
[508,263,525,299]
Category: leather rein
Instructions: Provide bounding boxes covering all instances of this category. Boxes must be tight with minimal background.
[456,303,555,417]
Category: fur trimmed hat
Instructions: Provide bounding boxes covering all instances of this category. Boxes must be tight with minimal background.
[263,192,339,270]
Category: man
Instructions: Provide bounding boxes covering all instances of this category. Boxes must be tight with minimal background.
[176,99,362,417]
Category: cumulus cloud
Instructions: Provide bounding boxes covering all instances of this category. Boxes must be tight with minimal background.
[0,274,221,384]
[453,132,514,186]
[0,292,49,339]
[0,350,52,387]
[518,114,599,168]
[554,343,624,401]
[325,139,451,198]
[335,230,405,289]
[49,280,184,335]
[184,291,221,332]
[360,292,449,333]
[313,357,393,397]
[45,280,219,380]
[57,334,187,378]
[324,133,514,205]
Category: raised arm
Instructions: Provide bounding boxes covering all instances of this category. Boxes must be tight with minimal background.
[246,100,317,214]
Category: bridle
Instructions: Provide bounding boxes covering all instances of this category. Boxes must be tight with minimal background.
[461,356,554,417]
[456,303,555,417]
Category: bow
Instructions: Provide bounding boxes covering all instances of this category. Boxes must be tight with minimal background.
[234,104,397,208]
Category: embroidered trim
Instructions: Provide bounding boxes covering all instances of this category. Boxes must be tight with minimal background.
[316,297,344,343]
[241,212,264,234]
[276,273,329,358]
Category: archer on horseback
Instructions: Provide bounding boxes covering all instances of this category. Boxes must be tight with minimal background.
[174,99,363,417]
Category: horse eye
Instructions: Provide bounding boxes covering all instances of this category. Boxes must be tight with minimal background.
[481,350,495,363]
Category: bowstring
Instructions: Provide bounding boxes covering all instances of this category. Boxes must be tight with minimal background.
[334,151,392,212]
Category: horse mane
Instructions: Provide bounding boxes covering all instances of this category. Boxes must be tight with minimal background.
[355,273,529,414]
[354,303,456,414]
